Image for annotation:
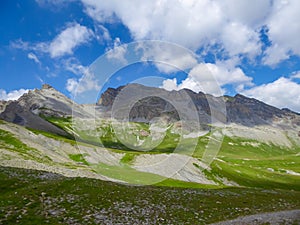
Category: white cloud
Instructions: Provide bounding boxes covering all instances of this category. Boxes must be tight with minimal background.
[81,0,300,66]
[49,23,94,58]
[220,22,261,59]
[161,61,253,96]
[11,23,94,58]
[218,0,272,28]
[36,75,45,84]
[0,89,29,101]
[81,0,223,51]
[27,52,41,64]
[241,77,300,112]
[94,24,111,42]
[66,70,100,96]
[81,0,266,61]
[106,38,127,64]
[262,44,289,66]
[137,41,198,73]
[11,39,48,53]
[161,78,179,91]
[291,71,300,79]
[263,0,300,66]
[63,57,88,75]
[66,78,79,94]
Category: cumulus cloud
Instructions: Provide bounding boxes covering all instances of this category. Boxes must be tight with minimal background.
[291,71,300,79]
[161,61,253,96]
[137,41,198,73]
[49,23,94,58]
[241,77,300,112]
[161,78,179,91]
[81,0,300,66]
[81,0,223,50]
[80,0,258,60]
[0,89,29,101]
[66,70,100,96]
[106,38,128,64]
[218,0,272,27]
[220,22,261,59]
[11,23,94,58]
[263,0,300,66]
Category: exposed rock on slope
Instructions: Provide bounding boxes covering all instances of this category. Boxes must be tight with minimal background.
[98,84,300,127]
[0,100,8,113]
[0,84,89,136]
[1,83,300,136]
[0,120,224,185]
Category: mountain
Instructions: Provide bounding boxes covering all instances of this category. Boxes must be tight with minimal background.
[0,100,8,113]
[2,83,299,132]
[97,83,300,127]
[0,84,300,188]
[0,84,91,136]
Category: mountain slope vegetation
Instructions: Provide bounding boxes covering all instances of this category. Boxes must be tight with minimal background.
[0,84,300,224]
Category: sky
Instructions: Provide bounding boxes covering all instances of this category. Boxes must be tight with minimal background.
[0,0,300,112]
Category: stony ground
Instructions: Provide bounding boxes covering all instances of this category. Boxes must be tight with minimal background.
[1,166,300,225]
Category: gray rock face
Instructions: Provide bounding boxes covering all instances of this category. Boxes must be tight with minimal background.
[2,83,299,135]
[0,100,8,113]
[97,84,300,127]
[0,84,76,136]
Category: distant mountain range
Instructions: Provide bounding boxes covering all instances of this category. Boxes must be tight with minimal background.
[1,83,300,135]
[98,83,300,127]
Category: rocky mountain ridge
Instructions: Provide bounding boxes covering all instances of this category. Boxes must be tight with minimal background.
[0,84,89,136]
[0,84,300,190]
[98,83,300,127]
[1,83,300,134]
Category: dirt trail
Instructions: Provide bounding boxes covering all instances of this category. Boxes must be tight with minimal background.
[211,209,300,225]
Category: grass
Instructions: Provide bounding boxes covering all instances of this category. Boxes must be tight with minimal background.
[0,129,33,154]
[204,135,300,191]
[1,117,300,223]
[0,128,52,163]
[92,162,168,185]
[68,154,89,165]
[120,153,136,165]
[28,116,300,190]
[26,127,75,144]
[0,166,299,224]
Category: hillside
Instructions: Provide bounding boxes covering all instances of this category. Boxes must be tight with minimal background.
[1,166,299,224]
[0,84,299,187]
[0,84,300,224]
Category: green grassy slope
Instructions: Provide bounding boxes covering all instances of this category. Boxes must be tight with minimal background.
[32,117,300,190]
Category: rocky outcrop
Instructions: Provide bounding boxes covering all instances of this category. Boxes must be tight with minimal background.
[98,86,124,107]
[2,83,299,134]
[97,84,300,126]
[0,100,8,113]
[225,94,286,126]
[0,84,86,136]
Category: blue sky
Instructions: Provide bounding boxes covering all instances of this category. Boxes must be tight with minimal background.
[0,0,300,111]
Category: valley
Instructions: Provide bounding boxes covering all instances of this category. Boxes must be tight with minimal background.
[0,84,300,224]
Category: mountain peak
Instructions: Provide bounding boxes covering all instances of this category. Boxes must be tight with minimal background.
[41,84,53,90]
[97,84,300,126]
